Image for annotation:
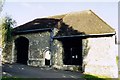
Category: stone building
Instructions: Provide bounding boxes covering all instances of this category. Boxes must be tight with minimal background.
[3,10,118,78]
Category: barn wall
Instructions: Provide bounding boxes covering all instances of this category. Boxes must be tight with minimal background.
[52,40,64,69]
[11,32,118,77]
[83,35,118,78]
[52,39,81,71]
[12,31,82,71]
[12,31,51,67]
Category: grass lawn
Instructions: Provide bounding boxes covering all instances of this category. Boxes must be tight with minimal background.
[82,74,115,80]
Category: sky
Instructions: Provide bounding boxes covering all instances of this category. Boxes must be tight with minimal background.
[4,0,120,2]
[1,1,119,41]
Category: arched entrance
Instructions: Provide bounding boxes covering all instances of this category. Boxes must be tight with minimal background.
[15,36,29,64]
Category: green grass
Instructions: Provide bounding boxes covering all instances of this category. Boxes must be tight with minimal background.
[82,74,112,80]
[116,56,119,65]
[2,77,19,80]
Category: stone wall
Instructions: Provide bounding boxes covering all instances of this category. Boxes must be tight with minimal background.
[52,39,64,69]
[12,31,82,71]
[83,35,118,78]
[52,39,81,71]
[13,31,51,67]
[8,30,118,78]
[2,42,13,63]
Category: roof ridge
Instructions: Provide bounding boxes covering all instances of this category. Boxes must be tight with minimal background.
[47,10,92,19]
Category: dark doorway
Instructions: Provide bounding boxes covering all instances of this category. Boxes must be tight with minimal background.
[60,37,82,65]
[15,37,29,64]
[45,59,50,65]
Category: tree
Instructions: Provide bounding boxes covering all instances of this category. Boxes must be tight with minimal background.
[0,16,16,62]
[0,16,16,48]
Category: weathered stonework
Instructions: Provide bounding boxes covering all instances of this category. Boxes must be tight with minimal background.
[83,36,118,78]
[2,42,13,63]
[82,39,89,72]
[52,39,64,69]
[3,31,118,78]
[13,31,51,67]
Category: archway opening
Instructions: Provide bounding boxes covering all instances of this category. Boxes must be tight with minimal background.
[59,37,83,66]
[15,37,29,64]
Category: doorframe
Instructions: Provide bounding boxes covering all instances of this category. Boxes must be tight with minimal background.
[13,36,29,64]
[57,37,83,66]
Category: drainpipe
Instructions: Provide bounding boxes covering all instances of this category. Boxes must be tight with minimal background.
[49,28,54,67]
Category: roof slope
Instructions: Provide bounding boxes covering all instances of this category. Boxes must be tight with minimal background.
[49,10,115,35]
[14,10,115,35]
[14,18,60,32]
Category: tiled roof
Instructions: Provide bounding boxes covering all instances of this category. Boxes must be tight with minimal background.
[14,10,115,35]
[13,18,60,32]
[49,10,115,35]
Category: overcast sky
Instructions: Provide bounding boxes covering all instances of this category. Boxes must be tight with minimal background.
[1,1,119,41]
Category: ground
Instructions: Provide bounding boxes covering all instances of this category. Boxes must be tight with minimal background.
[2,63,84,79]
